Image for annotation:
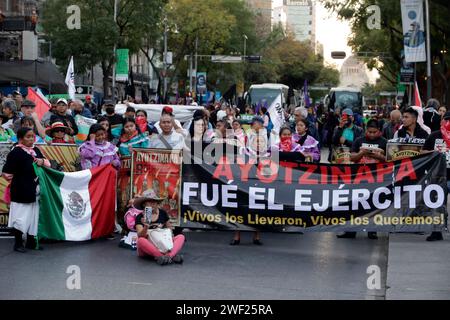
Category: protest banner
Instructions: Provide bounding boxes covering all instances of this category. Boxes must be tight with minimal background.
[331,146,352,164]
[386,138,425,161]
[37,144,81,172]
[131,149,182,226]
[181,152,447,233]
[0,143,11,229]
[117,156,132,225]
[74,115,97,145]
[0,143,81,230]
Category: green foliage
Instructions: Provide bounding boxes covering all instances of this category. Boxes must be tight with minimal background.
[41,0,164,96]
[320,0,450,101]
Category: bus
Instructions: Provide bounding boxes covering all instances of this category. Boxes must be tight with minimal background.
[245,83,291,109]
[324,87,363,113]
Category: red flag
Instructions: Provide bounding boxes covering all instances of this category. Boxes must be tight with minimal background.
[27,87,50,120]
[413,81,422,107]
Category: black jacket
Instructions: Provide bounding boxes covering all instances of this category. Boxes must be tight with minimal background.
[332,125,364,148]
[2,147,45,203]
[395,125,429,139]
[423,108,441,133]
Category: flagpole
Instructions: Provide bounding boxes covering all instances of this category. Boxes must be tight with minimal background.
[425,0,432,100]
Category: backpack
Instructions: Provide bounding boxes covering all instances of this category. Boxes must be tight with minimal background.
[124,206,143,231]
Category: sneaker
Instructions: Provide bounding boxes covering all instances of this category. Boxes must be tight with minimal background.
[172,255,184,264]
[156,256,172,265]
[14,245,26,253]
[106,234,116,240]
[229,239,240,246]
[253,239,263,245]
[426,232,443,242]
[336,232,356,239]
[367,232,378,240]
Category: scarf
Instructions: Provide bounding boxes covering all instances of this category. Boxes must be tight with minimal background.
[280,137,293,152]
[17,143,37,158]
[120,130,138,143]
[136,116,148,133]
[296,133,308,147]
[441,120,450,147]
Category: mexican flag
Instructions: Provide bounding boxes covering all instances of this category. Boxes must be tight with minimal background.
[34,164,117,241]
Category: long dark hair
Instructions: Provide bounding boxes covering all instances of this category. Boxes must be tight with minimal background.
[189,116,206,139]
[85,123,106,142]
[120,117,142,137]
[17,127,34,140]
[97,116,113,141]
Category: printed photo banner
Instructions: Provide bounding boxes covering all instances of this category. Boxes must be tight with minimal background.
[386,138,425,161]
[37,144,81,172]
[131,149,183,226]
[117,156,132,224]
[331,146,352,164]
[181,152,448,232]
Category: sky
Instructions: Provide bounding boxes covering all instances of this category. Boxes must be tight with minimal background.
[315,2,379,83]
[315,2,353,69]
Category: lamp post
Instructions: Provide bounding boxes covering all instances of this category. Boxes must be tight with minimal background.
[112,0,118,103]
[163,14,168,103]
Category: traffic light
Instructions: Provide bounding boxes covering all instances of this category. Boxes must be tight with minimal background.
[245,55,262,63]
[331,51,346,59]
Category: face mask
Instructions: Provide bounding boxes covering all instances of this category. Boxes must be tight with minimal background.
[280,137,293,152]
[136,116,147,133]
[443,120,450,132]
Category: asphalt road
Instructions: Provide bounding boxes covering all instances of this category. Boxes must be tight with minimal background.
[0,231,389,300]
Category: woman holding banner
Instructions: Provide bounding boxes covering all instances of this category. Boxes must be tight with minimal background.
[294,119,321,162]
[79,124,121,170]
[2,127,51,252]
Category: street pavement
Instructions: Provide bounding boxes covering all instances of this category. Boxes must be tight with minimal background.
[0,231,390,300]
[386,233,450,300]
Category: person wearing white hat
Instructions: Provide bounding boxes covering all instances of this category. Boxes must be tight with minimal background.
[49,98,78,136]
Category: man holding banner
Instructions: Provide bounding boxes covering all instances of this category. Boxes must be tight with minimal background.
[422,111,450,241]
[337,119,388,239]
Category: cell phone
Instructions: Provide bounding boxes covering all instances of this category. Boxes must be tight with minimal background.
[144,207,153,224]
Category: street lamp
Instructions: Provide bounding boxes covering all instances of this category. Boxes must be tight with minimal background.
[112,0,118,103]
[163,14,168,103]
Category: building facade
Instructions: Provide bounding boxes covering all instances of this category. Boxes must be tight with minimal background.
[284,0,316,44]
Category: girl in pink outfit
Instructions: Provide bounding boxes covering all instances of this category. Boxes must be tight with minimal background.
[134,190,185,265]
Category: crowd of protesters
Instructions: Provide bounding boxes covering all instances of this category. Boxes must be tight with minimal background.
[0,90,448,265]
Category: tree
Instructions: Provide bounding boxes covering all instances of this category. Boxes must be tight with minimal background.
[320,0,450,103]
[41,0,164,99]
[160,0,236,99]
[246,31,340,90]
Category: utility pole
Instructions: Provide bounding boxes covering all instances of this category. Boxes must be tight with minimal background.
[189,53,193,94]
[112,0,118,103]
[425,0,432,100]
[163,14,168,103]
